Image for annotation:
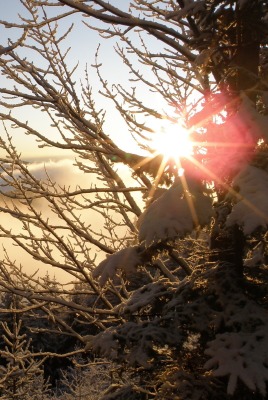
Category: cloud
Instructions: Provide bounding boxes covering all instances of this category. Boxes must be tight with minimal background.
[27,159,85,186]
[0,158,95,195]
[0,157,138,282]
[0,158,96,282]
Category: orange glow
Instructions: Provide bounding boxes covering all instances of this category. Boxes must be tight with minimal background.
[151,120,193,161]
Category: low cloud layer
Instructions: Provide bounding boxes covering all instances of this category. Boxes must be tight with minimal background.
[0,158,92,193]
[0,157,139,283]
[0,158,98,283]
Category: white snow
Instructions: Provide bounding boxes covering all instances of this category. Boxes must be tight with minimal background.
[137,179,213,247]
[238,94,268,141]
[244,241,265,267]
[226,165,268,234]
[92,246,141,286]
[115,281,170,314]
[204,327,268,396]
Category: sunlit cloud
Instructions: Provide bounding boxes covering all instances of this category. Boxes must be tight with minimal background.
[0,158,93,195]
[0,158,96,282]
[24,158,88,187]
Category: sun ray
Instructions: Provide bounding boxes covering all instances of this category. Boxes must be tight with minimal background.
[140,107,265,228]
[179,172,199,227]
[145,156,169,205]
[186,154,268,225]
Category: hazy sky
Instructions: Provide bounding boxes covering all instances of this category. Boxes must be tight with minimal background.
[0,1,165,282]
[0,1,141,158]
[0,1,139,281]
[0,157,141,283]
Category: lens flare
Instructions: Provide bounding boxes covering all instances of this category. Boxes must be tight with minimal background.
[151,120,193,161]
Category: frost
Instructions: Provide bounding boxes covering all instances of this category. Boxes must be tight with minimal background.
[226,165,268,234]
[92,246,141,286]
[203,263,268,397]
[90,259,268,397]
[204,327,268,396]
[88,319,177,369]
[194,49,212,67]
[137,180,213,247]
[116,281,171,314]
[88,328,119,359]
[244,241,265,267]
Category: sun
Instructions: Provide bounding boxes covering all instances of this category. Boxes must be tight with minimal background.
[151,120,193,161]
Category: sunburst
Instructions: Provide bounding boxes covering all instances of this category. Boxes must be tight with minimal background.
[151,119,194,164]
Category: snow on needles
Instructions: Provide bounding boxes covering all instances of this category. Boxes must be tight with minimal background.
[204,326,268,396]
[226,165,268,234]
[92,246,141,286]
[93,180,213,285]
[137,180,213,247]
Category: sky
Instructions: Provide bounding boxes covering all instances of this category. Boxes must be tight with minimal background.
[0,159,87,283]
[0,1,171,161]
[0,0,141,158]
[0,1,172,282]
[0,1,141,282]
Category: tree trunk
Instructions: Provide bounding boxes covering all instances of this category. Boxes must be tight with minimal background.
[210,203,245,277]
[231,1,261,100]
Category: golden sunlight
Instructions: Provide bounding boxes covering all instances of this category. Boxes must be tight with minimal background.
[151,120,193,161]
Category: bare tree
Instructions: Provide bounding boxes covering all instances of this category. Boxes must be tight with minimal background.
[0,1,268,398]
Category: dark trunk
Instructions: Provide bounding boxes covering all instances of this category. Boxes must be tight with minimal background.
[210,203,245,277]
[229,1,261,100]
[209,2,262,276]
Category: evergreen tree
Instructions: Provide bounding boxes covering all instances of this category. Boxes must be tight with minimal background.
[0,1,267,398]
